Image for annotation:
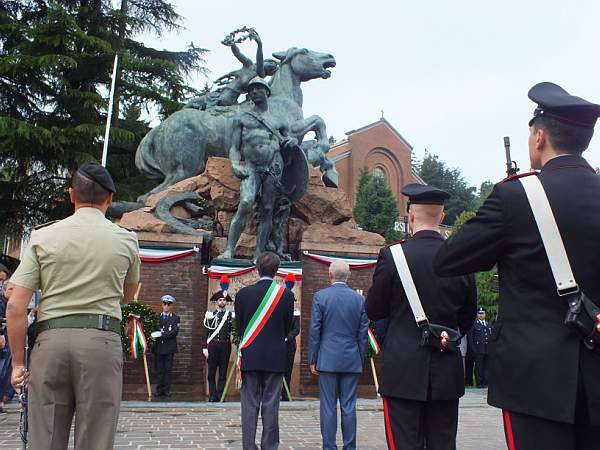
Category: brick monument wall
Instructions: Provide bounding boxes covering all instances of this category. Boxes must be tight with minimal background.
[122,240,208,400]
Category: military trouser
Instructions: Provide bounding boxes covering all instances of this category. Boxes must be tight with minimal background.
[207,341,231,401]
[28,328,122,450]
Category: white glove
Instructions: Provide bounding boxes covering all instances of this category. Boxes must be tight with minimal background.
[151,331,162,338]
[203,348,209,358]
[205,311,214,320]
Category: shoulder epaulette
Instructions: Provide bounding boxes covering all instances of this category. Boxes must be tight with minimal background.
[116,223,135,232]
[501,171,538,183]
[33,220,59,230]
[385,239,406,249]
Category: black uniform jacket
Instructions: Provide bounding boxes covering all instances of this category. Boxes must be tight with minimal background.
[365,230,477,401]
[155,312,180,355]
[434,154,600,425]
[235,279,294,373]
[206,309,232,344]
[470,320,492,354]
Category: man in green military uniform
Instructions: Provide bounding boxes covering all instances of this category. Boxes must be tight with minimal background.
[7,161,141,450]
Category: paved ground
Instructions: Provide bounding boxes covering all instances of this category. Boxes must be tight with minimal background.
[0,389,505,449]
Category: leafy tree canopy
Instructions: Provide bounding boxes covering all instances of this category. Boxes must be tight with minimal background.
[354,168,402,243]
[0,0,208,234]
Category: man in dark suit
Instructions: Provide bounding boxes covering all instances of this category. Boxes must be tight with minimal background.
[309,259,368,450]
[235,252,294,450]
[366,184,477,450]
[153,294,180,398]
[471,306,492,388]
[434,82,600,450]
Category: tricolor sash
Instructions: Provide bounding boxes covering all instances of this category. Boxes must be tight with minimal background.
[236,281,286,387]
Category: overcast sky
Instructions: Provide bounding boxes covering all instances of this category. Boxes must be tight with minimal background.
[141,0,600,188]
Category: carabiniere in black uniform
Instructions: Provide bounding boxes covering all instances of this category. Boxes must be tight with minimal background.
[434,82,600,450]
[205,290,233,402]
[366,184,477,450]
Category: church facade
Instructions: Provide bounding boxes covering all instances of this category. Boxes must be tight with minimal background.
[328,118,425,227]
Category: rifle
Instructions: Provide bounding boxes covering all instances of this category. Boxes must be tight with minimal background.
[19,332,28,449]
[504,136,519,177]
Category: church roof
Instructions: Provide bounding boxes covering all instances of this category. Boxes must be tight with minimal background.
[344,118,414,150]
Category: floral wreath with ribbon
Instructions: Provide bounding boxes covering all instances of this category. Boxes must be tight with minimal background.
[121,303,159,358]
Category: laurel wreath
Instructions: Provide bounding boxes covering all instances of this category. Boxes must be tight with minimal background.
[221,26,256,46]
[120,302,159,355]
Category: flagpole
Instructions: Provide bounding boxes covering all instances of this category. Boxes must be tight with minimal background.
[133,283,152,401]
[101,54,119,167]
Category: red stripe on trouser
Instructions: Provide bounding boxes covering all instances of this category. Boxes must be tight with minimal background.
[382,397,396,450]
[502,410,517,450]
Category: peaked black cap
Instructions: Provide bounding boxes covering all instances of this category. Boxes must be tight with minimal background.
[528,82,600,129]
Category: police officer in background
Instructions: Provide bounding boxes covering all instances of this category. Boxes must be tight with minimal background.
[153,294,180,398]
[204,289,233,402]
[434,82,600,450]
[366,184,477,450]
[7,161,141,450]
[471,306,491,388]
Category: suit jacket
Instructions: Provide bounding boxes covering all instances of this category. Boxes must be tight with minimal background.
[308,282,368,374]
[470,320,492,354]
[235,279,294,373]
[155,312,179,355]
[434,154,600,425]
[366,230,477,401]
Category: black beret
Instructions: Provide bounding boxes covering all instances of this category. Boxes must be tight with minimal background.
[477,306,486,313]
[77,161,116,193]
[528,82,600,129]
[401,183,450,210]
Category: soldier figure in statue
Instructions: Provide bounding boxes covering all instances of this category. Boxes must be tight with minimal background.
[185,28,278,110]
[219,77,300,261]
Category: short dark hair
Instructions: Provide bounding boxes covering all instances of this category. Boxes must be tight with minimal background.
[533,116,594,155]
[256,252,280,278]
[71,171,111,204]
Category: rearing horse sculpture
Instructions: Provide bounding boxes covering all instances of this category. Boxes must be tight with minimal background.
[134,47,337,202]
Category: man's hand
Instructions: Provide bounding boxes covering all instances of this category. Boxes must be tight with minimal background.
[310,364,319,376]
[596,313,600,332]
[231,162,249,179]
[0,335,5,349]
[203,348,209,359]
[282,136,298,150]
[11,364,29,393]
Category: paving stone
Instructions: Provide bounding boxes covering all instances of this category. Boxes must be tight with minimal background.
[0,390,504,449]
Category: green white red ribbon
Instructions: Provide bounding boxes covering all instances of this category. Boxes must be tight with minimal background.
[128,312,148,359]
[236,281,286,388]
[368,327,380,355]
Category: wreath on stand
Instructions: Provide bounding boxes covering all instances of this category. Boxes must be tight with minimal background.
[120,302,159,356]
[230,318,241,347]
[367,321,379,359]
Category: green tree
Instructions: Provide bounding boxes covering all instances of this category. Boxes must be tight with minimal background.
[0,0,208,234]
[354,168,402,242]
[451,210,499,320]
[415,151,477,225]
[474,180,494,210]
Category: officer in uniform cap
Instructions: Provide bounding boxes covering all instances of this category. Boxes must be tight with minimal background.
[152,294,180,397]
[435,82,600,450]
[203,278,233,402]
[7,161,140,450]
[470,306,492,388]
[366,183,477,450]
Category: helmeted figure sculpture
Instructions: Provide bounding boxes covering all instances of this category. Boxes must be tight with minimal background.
[130,28,337,260]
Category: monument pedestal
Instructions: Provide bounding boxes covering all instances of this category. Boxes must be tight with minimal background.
[122,233,208,401]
